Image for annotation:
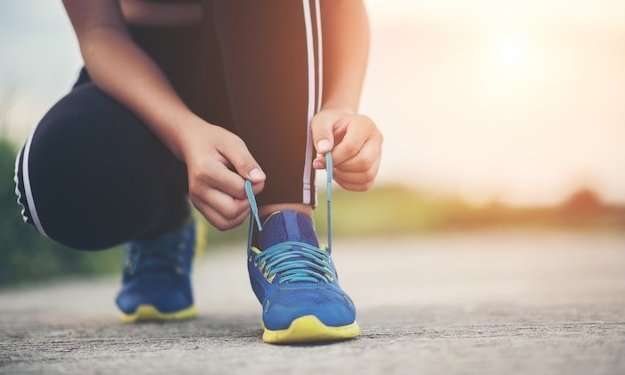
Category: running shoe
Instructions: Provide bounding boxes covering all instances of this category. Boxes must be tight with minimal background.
[244,153,360,344]
[116,219,197,322]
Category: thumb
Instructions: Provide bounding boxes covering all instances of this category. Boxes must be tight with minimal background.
[219,136,266,183]
[311,112,336,154]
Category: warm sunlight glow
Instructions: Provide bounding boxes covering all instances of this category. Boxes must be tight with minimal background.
[496,36,528,72]
[5,0,625,206]
[361,0,625,205]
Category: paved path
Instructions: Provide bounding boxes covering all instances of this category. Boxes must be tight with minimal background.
[1,232,625,375]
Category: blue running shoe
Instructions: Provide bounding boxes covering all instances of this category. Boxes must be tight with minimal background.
[244,154,360,344]
[116,219,198,323]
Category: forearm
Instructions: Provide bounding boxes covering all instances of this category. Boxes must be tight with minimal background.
[63,0,199,159]
[80,28,196,158]
[320,0,370,113]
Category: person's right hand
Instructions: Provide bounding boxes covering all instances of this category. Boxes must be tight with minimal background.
[178,118,266,230]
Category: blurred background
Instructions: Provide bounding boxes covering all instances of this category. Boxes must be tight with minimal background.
[1,0,624,286]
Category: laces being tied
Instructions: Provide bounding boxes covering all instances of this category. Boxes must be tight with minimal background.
[244,153,335,285]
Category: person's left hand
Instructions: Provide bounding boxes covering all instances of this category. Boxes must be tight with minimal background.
[311,108,383,191]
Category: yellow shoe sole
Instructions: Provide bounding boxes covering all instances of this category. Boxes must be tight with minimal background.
[262,315,360,344]
[120,304,198,323]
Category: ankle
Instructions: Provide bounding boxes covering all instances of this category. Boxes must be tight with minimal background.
[259,203,313,220]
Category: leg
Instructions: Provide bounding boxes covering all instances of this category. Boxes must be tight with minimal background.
[205,0,320,212]
[14,83,190,250]
[205,0,359,343]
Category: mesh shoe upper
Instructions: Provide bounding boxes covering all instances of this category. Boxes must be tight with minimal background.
[116,219,195,314]
[247,210,357,330]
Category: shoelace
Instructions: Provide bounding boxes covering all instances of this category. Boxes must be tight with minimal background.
[245,153,335,285]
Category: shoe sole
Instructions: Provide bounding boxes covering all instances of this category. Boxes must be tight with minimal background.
[262,315,360,344]
[120,304,198,323]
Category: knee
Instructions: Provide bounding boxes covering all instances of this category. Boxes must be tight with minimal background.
[14,95,112,251]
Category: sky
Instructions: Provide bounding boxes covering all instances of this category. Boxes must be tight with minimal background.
[1,0,625,206]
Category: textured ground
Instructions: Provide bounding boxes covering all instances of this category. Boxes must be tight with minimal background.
[1,232,624,375]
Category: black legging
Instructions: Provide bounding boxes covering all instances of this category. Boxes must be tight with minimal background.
[14,0,323,250]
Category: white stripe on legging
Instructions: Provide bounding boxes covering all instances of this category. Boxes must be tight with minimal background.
[301,0,319,204]
[13,146,28,223]
[21,127,48,237]
[314,0,323,113]
[313,0,323,207]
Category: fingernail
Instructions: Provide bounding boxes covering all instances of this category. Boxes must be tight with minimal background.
[250,168,265,181]
[313,162,322,169]
[317,139,330,153]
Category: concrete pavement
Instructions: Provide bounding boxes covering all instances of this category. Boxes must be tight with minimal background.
[1,232,624,374]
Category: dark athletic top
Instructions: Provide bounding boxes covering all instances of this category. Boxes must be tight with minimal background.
[144,0,200,3]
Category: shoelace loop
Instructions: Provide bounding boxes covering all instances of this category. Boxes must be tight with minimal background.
[253,241,334,284]
[245,153,335,284]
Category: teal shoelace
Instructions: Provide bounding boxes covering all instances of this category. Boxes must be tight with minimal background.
[244,153,335,284]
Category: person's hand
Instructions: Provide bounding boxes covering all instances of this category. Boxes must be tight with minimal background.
[311,108,383,191]
[179,118,265,230]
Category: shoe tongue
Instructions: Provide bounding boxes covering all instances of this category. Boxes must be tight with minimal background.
[259,211,319,250]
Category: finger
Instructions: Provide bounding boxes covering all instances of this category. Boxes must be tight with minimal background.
[217,135,266,183]
[200,162,248,200]
[313,122,349,169]
[195,200,250,231]
[311,112,337,153]
[334,161,380,186]
[192,187,250,221]
[336,180,374,192]
[250,180,265,195]
[313,155,325,170]
[313,131,378,170]
[332,122,372,166]
[333,139,381,172]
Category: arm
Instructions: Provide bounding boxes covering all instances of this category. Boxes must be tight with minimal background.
[311,0,383,191]
[320,0,369,113]
[63,0,192,158]
[63,0,265,229]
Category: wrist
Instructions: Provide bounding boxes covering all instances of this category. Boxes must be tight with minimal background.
[319,106,356,115]
[320,98,358,114]
[166,112,209,161]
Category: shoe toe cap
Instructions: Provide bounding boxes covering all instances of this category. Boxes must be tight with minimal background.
[116,279,192,314]
[262,287,356,330]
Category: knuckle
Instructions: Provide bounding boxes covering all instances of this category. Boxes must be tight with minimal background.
[189,185,202,200]
[233,188,247,200]
[338,181,356,191]
[188,172,201,187]
[364,168,377,181]
[343,142,359,156]
[222,204,239,220]
[212,219,230,231]
[236,156,256,171]
[232,136,246,148]
[358,155,373,169]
